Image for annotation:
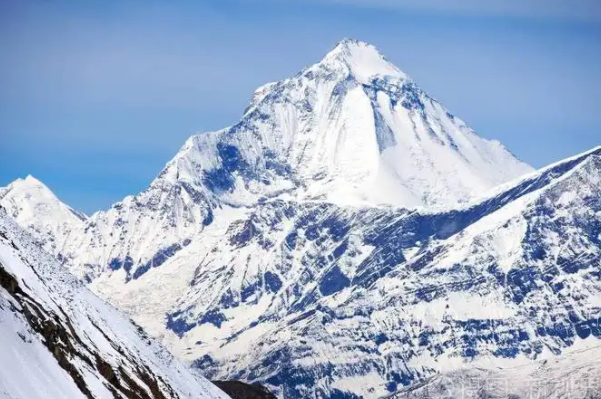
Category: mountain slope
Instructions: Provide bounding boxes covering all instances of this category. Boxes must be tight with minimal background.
[87,146,601,398]
[0,206,230,399]
[162,38,531,209]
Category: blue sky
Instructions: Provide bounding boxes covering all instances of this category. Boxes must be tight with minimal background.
[1,0,600,214]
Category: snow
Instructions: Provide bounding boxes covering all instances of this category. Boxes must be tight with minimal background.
[0,309,90,399]
[330,372,386,398]
[0,175,86,255]
[321,38,408,84]
[0,209,230,399]
[0,39,533,287]
[393,341,601,399]
[1,38,600,399]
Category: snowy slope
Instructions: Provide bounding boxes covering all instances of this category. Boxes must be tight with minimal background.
[0,38,532,283]
[87,146,601,398]
[0,206,229,399]
[391,343,601,399]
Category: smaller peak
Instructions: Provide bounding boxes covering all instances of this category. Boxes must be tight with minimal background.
[24,174,43,185]
[2,175,88,221]
[5,175,57,199]
[11,174,48,190]
[321,38,407,84]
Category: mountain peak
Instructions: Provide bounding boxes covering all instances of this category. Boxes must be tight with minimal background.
[3,175,55,200]
[0,175,86,253]
[333,37,367,49]
[328,37,376,54]
[158,38,532,210]
[320,38,408,83]
[24,174,41,183]
[14,174,44,187]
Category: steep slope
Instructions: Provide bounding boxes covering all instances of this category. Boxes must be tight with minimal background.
[0,206,229,399]
[1,39,531,283]
[88,146,601,398]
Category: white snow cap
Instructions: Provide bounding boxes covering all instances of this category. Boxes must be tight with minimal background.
[320,38,408,83]
[0,175,86,254]
[1,175,74,215]
[11,174,48,190]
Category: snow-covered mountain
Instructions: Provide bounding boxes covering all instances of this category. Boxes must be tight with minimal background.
[0,206,230,399]
[0,175,86,255]
[2,39,600,399]
[0,38,532,284]
[85,145,600,399]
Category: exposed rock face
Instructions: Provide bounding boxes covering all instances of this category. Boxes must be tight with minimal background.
[212,381,277,399]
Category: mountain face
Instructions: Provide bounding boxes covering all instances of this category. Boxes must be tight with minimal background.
[85,146,599,399]
[2,39,600,399]
[0,206,230,399]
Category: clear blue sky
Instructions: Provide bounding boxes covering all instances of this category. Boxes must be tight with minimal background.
[1,0,600,214]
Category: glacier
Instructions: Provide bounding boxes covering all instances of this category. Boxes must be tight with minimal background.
[1,39,600,399]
